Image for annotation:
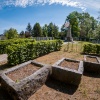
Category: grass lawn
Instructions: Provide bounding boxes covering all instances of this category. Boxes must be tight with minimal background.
[0,41,100,100]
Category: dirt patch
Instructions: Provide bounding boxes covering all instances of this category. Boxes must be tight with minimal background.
[29,74,100,100]
[0,43,100,100]
[86,56,98,63]
[6,64,40,82]
[59,60,79,70]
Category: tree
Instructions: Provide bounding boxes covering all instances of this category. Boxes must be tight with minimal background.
[26,23,32,36]
[32,23,42,37]
[97,10,100,21]
[64,11,98,40]
[4,28,18,39]
[61,25,67,39]
[42,24,48,37]
[66,11,80,37]
[47,22,54,37]
[19,31,25,38]
[53,24,59,38]
[93,24,100,39]
[47,22,59,38]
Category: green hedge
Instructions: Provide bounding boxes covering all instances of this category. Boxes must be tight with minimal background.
[83,43,100,54]
[7,40,63,66]
[0,38,35,54]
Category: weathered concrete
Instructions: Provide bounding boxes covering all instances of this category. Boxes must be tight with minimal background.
[84,55,100,73]
[51,58,84,86]
[0,60,52,100]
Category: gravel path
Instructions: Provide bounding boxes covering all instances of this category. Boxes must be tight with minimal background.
[0,54,7,63]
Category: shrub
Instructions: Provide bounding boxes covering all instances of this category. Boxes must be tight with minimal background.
[83,43,100,54]
[7,40,63,66]
[0,38,35,54]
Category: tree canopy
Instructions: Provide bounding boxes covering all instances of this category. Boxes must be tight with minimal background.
[26,23,32,36]
[62,11,99,40]
[32,23,42,37]
[2,11,100,40]
[4,28,18,39]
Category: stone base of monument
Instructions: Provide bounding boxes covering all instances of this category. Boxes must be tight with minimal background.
[66,37,73,42]
[0,60,52,100]
[84,55,100,73]
[51,58,84,86]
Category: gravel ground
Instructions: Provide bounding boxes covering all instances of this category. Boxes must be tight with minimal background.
[0,43,100,100]
[59,60,79,70]
[0,54,7,64]
[7,64,40,82]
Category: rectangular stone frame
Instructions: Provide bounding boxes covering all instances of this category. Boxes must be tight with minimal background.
[51,58,84,86]
[0,60,52,100]
[84,55,100,73]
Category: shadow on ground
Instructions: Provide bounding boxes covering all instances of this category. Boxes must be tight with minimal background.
[0,62,12,100]
[0,85,12,100]
[83,71,100,78]
[0,63,10,71]
[45,78,78,95]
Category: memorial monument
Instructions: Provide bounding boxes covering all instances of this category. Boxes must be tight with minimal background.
[63,21,73,42]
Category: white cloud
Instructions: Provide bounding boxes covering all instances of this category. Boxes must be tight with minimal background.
[0,0,100,11]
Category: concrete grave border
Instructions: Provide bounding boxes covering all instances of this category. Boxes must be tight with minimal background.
[84,55,100,73]
[0,60,52,100]
[51,58,84,86]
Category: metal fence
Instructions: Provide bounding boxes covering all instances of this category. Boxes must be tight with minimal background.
[32,37,54,41]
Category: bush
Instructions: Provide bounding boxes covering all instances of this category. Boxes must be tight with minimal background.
[7,40,63,66]
[83,43,100,54]
[0,38,35,54]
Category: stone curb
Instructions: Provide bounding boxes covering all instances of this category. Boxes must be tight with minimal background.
[0,60,52,100]
[83,55,100,73]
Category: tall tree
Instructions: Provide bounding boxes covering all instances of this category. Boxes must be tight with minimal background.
[47,22,54,37]
[4,28,18,39]
[97,10,100,21]
[32,23,42,37]
[93,24,100,39]
[26,23,32,36]
[66,11,80,37]
[53,24,59,38]
[64,11,98,40]
[42,24,48,37]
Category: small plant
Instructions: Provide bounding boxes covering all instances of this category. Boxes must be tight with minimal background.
[15,79,19,83]
[94,86,100,94]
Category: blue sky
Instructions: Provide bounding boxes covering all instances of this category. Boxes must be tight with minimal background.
[0,0,100,34]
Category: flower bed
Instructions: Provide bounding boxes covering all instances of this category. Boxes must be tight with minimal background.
[0,60,52,100]
[51,58,84,86]
[84,55,100,73]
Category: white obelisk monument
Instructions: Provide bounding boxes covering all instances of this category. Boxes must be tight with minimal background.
[64,21,73,42]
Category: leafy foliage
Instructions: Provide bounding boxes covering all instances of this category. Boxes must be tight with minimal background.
[0,38,35,54]
[7,40,63,66]
[4,28,18,39]
[63,11,98,40]
[32,23,42,37]
[83,43,100,54]
[26,23,32,36]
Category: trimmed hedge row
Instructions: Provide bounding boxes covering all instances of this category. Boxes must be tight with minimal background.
[7,40,63,66]
[83,43,100,54]
[0,38,35,54]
